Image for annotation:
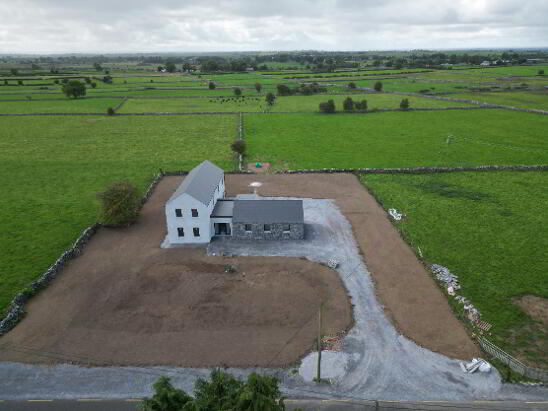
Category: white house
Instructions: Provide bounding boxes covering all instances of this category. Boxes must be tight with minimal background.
[165,160,226,245]
[164,160,304,247]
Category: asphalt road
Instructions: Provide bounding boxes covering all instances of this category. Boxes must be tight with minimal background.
[0,399,547,410]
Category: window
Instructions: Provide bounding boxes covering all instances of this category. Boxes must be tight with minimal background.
[244,224,252,232]
[263,224,271,232]
[191,209,199,217]
[175,209,182,217]
[193,227,200,237]
[283,224,291,232]
[177,227,184,237]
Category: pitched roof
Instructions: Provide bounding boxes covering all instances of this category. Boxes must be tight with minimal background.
[168,160,224,205]
[233,200,304,224]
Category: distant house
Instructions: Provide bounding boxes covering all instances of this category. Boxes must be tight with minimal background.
[165,160,304,245]
[480,61,491,66]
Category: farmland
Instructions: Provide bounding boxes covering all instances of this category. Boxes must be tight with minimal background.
[0,59,547,371]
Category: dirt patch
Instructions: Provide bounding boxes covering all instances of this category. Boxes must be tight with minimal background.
[247,161,270,173]
[0,176,351,367]
[514,295,548,326]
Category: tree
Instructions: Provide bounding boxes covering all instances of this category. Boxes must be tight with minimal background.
[84,78,91,84]
[140,371,284,411]
[276,84,292,96]
[538,70,545,75]
[165,62,176,73]
[91,82,97,89]
[17,80,23,86]
[140,377,192,411]
[97,181,140,226]
[107,107,115,116]
[348,82,356,89]
[93,62,103,71]
[255,82,262,93]
[231,140,246,155]
[400,98,410,110]
[103,75,113,84]
[208,81,216,90]
[319,99,335,113]
[233,87,242,97]
[355,99,367,111]
[10,68,18,76]
[343,97,354,112]
[3,80,8,85]
[265,92,276,105]
[374,81,383,91]
[62,80,86,99]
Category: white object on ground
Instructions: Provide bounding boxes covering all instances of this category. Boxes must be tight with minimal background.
[447,286,455,296]
[299,351,350,382]
[327,258,339,269]
[461,358,491,374]
[388,208,404,221]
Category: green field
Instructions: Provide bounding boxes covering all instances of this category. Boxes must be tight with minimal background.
[0,98,123,113]
[362,171,548,366]
[450,91,548,111]
[244,110,548,169]
[0,114,237,312]
[119,93,472,113]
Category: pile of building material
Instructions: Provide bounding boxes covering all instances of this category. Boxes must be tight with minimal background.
[460,358,492,374]
[322,333,344,352]
[327,258,339,269]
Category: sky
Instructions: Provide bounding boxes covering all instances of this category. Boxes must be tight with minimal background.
[0,0,547,53]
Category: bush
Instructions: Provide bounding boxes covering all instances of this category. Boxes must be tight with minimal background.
[62,80,86,99]
[276,84,292,96]
[231,140,246,155]
[343,97,354,112]
[208,81,215,90]
[233,87,242,96]
[107,107,115,116]
[140,377,192,411]
[355,99,367,111]
[265,92,276,105]
[348,82,356,89]
[18,80,23,86]
[319,99,335,113]
[400,98,410,110]
[84,78,91,84]
[255,82,262,93]
[538,70,545,75]
[91,82,97,89]
[103,75,113,84]
[53,79,59,85]
[374,81,383,91]
[97,181,140,226]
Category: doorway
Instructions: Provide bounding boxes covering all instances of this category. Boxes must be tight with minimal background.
[214,223,231,236]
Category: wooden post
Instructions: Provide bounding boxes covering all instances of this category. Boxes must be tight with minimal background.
[316,302,323,382]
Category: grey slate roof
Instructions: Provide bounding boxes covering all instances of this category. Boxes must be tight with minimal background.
[168,160,224,205]
[211,200,234,218]
[233,200,304,223]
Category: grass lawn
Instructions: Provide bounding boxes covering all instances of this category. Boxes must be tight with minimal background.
[361,171,548,366]
[0,114,237,313]
[450,91,548,111]
[245,110,548,169]
[0,97,124,113]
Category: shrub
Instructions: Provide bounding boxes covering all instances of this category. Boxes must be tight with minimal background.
[265,92,276,105]
[84,78,91,84]
[53,79,59,85]
[3,80,7,85]
[97,181,140,226]
[343,97,354,112]
[234,87,242,96]
[231,140,246,155]
[538,70,545,75]
[374,81,383,91]
[62,78,69,84]
[107,107,115,116]
[18,80,23,86]
[319,99,335,113]
[276,84,292,96]
[208,81,215,90]
[140,377,192,411]
[103,75,113,84]
[400,98,410,110]
[348,82,356,89]
[255,82,262,93]
[91,82,97,89]
[355,99,367,111]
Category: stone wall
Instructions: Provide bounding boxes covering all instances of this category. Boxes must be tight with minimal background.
[233,222,304,240]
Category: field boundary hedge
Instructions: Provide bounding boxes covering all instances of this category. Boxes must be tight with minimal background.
[275,164,548,175]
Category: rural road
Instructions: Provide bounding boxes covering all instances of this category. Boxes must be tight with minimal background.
[1,198,547,402]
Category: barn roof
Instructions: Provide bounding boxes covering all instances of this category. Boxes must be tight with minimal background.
[233,200,304,224]
[168,160,224,206]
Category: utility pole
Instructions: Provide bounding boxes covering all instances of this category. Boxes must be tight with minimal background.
[316,302,323,382]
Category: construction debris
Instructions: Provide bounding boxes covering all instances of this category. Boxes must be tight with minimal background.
[388,208,404,221]
[327,258,339,269]
[460,358,491,374]
[322,333,344,352]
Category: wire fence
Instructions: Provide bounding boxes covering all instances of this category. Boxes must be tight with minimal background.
[477,336,548,381]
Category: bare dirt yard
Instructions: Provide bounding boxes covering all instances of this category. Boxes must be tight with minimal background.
[0,173,478,368]
[0,176,352,367]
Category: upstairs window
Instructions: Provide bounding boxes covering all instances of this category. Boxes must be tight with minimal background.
[177,227,184,237]
[191,209,199,217]
[193,227,200,237]
[264,224,271,232]
[175,209,182,217]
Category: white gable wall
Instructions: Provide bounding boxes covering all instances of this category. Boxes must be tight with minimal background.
[165,176,225,245]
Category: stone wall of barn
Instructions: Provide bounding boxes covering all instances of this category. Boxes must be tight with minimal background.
[232,222,304,240]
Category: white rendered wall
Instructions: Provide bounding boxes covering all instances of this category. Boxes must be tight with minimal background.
[166,193,212,244]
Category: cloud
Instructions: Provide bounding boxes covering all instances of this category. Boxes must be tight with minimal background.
[0,0,546,53]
